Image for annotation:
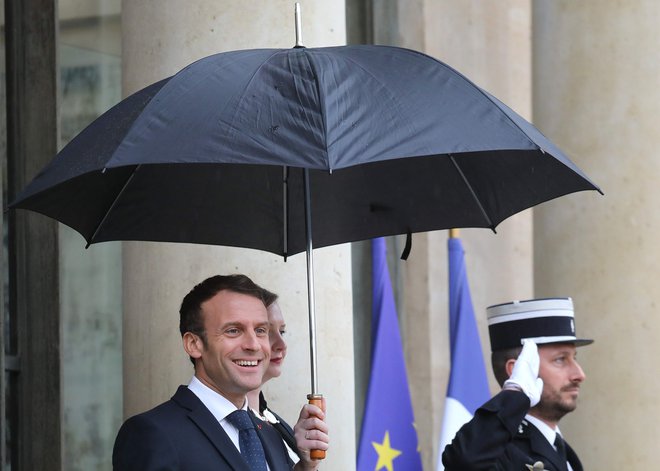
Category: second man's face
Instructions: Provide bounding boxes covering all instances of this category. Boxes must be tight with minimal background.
[193,290,271,408]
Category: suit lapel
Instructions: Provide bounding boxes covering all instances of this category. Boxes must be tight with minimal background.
[565,440,583,471]
[250,410,292,471]
[259,393,299,456]
[525,423,567,471]
[172,386,248,471]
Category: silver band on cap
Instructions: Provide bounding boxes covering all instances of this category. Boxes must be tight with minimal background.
[488,308,574,325]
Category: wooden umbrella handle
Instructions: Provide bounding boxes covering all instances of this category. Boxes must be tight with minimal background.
[307,394,326,460]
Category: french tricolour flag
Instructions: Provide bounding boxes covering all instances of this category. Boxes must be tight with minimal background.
[437,237,491,470]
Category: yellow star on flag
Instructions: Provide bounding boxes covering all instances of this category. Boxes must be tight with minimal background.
[372,430,402,471]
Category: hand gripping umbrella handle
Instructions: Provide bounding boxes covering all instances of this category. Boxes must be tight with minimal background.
[307,393,326,460]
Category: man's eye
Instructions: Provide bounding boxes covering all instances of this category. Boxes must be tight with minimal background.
[225,328,240,335]
[256,327,268,336]
[279,329,287,336]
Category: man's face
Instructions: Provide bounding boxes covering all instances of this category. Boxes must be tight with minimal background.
[532,343,586,423]
[191,290,270,407]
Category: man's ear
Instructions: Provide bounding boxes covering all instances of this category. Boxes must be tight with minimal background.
[505,358,517,379]
[183,332,203,359]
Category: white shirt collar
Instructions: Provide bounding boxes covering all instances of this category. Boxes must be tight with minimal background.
[187,375,248,423]
[524,414,562,448]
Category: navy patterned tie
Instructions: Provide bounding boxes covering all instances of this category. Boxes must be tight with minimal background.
[227,410,268,471]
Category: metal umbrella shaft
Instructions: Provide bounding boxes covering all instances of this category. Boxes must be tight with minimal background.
[303,168,326,461]
[293,10,316,392]
[296,7,324,460]
[303,168,319,395]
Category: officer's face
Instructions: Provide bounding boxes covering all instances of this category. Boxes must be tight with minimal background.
[533,343,585,422]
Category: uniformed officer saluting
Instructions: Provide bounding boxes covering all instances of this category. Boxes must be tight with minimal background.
[442,298,592,471]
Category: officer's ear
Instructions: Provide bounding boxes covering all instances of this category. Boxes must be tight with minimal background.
[505,358,517,379]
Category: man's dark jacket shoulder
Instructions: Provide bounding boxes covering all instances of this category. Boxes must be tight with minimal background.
[442,390,583,471]
[113,386,293,471]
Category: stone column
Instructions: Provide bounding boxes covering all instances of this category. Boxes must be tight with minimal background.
[5,1,61,468]
[533,1,660,468]
[121,1,354,468]
[368,2,534,469]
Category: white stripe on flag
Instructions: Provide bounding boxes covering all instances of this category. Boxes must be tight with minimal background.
[436,397,473,471]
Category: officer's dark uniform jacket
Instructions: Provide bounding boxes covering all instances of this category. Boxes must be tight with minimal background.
[442,390,583,471]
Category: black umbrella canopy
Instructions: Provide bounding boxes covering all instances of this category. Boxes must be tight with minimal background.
[11,45,600,258]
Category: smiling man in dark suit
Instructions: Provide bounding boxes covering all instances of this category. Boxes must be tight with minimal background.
[442,297,591,471]
[112,274,328,471]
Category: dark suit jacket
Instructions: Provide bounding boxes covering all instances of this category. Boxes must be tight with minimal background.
[112,386,294,471]
[442,390,583,471]
[259,391,300,460]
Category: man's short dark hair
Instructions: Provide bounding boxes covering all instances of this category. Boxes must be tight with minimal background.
[491,346,523,387]
[179,274,274,364]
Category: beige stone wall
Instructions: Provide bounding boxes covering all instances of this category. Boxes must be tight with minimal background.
[533,1,660,468]
[121,1,355,468]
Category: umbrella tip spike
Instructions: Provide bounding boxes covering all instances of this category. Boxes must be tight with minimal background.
[294,2,304,48]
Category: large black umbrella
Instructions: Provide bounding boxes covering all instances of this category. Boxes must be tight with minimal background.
[12,45,600,254]
[10,44,600,433]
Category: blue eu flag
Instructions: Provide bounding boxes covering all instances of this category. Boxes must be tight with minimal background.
[357,237,423,471]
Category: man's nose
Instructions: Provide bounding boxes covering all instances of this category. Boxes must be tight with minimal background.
[571,360,586,383]
[243,330,261,351]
